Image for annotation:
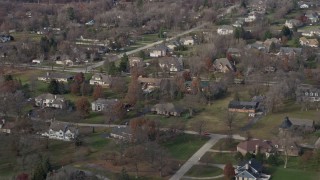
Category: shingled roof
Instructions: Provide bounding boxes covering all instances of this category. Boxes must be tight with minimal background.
[279,116,293,129]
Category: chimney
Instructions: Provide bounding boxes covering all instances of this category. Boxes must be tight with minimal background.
[47,72,50,76]
[54,95,57,99]
[255,145,259,154]
[1,119,5,125]
[245,163,249,170]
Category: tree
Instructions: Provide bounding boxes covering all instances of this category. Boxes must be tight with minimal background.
[67,7,75,21]
[234,27,244,41]
[120,168,130,180]
[264,30,272,40]
[76,97,90,118]
[119,53,129,72]
[244,152,254,160]
[138,50,146,60]
[108,61,119,75]
[224,162,235,180]
[125,76,141,106]
[281,26,292,39]
[235,152,244,162]
[92,85,103,100]
[234,91,240,101]
[32,162,46,180]
[225,111,236,132]
[47,80,59,94]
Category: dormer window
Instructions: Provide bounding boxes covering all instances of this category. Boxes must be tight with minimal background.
[310,92,313,96]
[316,93,318,97]
[305,92,309,96]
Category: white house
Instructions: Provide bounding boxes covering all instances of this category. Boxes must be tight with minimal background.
[180,36,194,46]
[89,73,113,87]
[158,56,183,72]
[37,72,73,83]
[300,3,309,9]
[285,19,303,29]
[150,45,168,57]
[245,12,257,22]
[0,119,14,134]
[32,59,43,64]
[42,121,78,141]
[128,57,143,67]
[35,93,66,109]
[217,25,234,35]
[56,59,74,66]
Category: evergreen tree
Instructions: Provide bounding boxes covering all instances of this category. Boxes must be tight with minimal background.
[264,30,272,40]
[281,26,292,38]
[32,163,46,180]
[67,7,75,21]
[48,80,59,94]
[108,62,118,75]
[120,168,130,180]
[119,53,129,72]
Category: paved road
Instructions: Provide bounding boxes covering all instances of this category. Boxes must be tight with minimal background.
[169,134,224,180]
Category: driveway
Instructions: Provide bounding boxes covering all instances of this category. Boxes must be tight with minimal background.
[169,134,223,180]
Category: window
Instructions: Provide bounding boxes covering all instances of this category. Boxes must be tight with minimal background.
[316,93,318,96]
[305,92,309,96]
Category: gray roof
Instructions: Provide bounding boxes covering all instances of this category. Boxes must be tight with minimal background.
[228,101,259,110]
[35,93,64,101]
[92,98,118,106]
[91,73,113,84]
[290,118,314,128]
[280,117,293,129]
[39,72,73,79]
[218,25,233,30]
[214,58,235,71]
[279,47,302,55]
[158,56,183,69]
[49,121,77,133]
[152,103,183,113]
[238,158,263,173]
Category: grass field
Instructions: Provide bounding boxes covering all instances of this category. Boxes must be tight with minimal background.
[269,167,320,180]
[211,139,242,151]
[200,152,237,164]
[162,134,209,161]
[185,165,223,177]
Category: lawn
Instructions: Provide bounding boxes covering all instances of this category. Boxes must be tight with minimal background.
[250,100,320,139]
[211,139,242,151]
[269,167,320,180]
[200,152,236,164]
[185,165,223,177]
[162,134,209,161]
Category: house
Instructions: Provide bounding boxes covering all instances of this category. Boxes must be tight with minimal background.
[279,116,315,133]
[305,11,319,23]
[138,77,164,93]
[285,19,303,29]
[272,140,301,156]
[32,59,43,64]
[150,45,167,57]
[55,59,74,66]
[166,41,181,50]
[128,57,143,67]
[35,93,67,109]
[246,41,267,52]
[213,58,235,73]
[184,80,209,93]
[233,19,245,27]
[0,119,15,134]
[245,12,257,23]
[228,101,259,117]
[227,48,241,58]
[38,72,73,83]
[41,121,78,141]
[296,85,320,102]
[0,35,14,43]
[237,140,274,156]
[217,25,234,35]
[180,36,194,46]
[85,20,95,26]
[299,37,319,47]
[158,56,183,72]
[89,73,113,87]
[151,103,183,116]
[298,27,320,36]
[110,126,133,141]
[263,38,281,52]
[300,3,309,8]
[91,98,119,112]
[278,47,302,56]
[235,158,271,180]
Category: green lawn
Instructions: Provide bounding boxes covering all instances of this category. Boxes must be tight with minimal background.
[162,134,208,161]
[269,167,320,180]
[250,100,320,139]
[211,139,242,151]
[185,165,223,177]
[200,152,236,164]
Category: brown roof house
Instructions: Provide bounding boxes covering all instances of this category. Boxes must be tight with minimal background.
[299,37,319,47]
[35,93,67,109]
[150,44,168,57]
[128,57,143,67]
[0,119,15,134]
[237,139,274,156]
[138,77,165,93]
[228,101,259,117]
[151,103,183,116]
[213,58,235,73]
[89,73,113,87]
[272,139,301,156]
[279,116,315,133]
